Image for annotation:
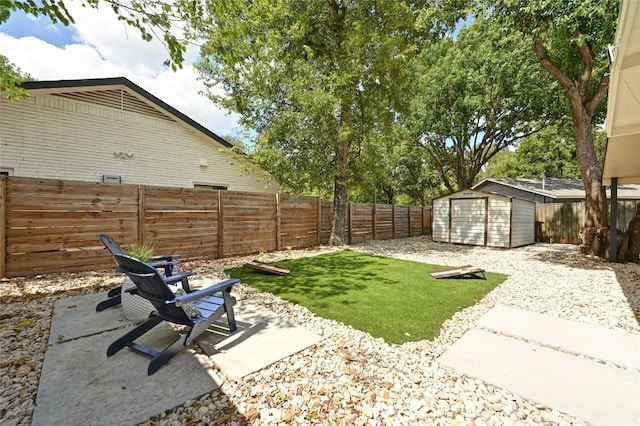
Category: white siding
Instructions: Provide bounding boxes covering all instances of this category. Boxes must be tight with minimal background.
[432,198,450,242]
[0,92,278,193]
[432,189,535,248]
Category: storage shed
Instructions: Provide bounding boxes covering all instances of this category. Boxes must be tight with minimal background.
[432,189,535,248]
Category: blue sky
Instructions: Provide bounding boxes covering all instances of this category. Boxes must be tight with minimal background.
[0,8,238,136]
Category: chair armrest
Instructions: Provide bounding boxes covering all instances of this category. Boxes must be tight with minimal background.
[164,271,196,283]
[148,260,180,269]
[170,279,239,305]
[164,272,197,287]
[149,253,181,261]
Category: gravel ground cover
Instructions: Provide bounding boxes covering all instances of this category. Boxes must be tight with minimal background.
[1,236,639,425]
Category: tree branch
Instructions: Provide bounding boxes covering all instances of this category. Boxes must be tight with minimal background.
[533,37,575,93]
[575,32,594,99]
[586,69,610,116]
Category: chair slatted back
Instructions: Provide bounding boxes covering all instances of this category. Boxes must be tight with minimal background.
[99,234,125,256]
[113,254,192,325]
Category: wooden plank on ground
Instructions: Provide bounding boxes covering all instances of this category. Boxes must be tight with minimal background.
[429,265,486,280]
[244,260,291,276]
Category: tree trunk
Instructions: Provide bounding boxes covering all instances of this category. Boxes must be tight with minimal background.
[626,204,640,263]
[572,103,608,256]
[532,36,610,258]
[329,140,349,246]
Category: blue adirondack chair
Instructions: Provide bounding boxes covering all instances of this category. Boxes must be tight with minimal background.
[107,253,239,375]
[96,234,194,311]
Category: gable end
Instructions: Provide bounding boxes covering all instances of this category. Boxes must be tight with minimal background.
[52,89,171,121]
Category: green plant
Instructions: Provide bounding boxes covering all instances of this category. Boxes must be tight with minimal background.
[226,250,507,345]
[125,241,156,262]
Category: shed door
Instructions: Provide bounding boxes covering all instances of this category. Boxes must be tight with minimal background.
[450,198,487,246]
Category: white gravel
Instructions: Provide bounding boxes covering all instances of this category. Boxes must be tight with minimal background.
[1,236,639,425]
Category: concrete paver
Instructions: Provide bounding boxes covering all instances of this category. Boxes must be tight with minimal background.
[478,305,640,370]
[197,300,322,380]
[440,308,640,426]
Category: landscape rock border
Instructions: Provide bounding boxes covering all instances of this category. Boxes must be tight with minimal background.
[1,236,639,425]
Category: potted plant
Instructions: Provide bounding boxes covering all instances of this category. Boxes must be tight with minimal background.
[125,241,156,262]
[121,241,157,322]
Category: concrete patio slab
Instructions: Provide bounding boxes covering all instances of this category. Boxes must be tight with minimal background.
[478,305,640,370]
[33,325,220,426]
[48,292,129,344]
[439,327,640,426]
[33,291,322,425]
[197,300,323,380]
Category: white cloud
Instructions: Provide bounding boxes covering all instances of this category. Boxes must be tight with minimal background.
[0,6,239,136]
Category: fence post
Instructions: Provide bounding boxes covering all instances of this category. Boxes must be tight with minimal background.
[317,197,322,246]
[408,206,412,237]
[218,191,224,258]
[392,205,396,239]
[275,193,281,250]
[138,185,146,243]
[348,202,352,245]
[0,176,6,278]
[372,203,377,240]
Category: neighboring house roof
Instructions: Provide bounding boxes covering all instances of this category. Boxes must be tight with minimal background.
[473,178,640,201]
[20,77,233,149]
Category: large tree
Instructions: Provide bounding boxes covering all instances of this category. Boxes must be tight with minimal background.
[480,120,580,179]
[485,0,619,256]
[187,0,465,245]
[408,15,561,191]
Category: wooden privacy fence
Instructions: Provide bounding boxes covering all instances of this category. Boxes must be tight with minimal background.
[535,201,639,244]
[0,176,432,277]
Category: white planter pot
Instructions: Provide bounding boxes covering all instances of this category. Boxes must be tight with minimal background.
[120,277,155,323]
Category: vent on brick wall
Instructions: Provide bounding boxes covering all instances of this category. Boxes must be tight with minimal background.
[53,90,171,121]
[102,175,122,184]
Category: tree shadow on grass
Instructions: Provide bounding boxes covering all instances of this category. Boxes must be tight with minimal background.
[229,251,383,301]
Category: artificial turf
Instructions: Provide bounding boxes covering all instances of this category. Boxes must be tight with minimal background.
[226,250,507,344]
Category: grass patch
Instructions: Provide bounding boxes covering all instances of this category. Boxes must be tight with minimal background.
[226,250,506,345]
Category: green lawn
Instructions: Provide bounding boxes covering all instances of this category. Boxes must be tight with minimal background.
[226,250,506,344]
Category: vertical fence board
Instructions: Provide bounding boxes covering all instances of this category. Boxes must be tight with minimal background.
[0,176,6,278]
[218,191,224,258]
[317,197,322,246]
[275,193,281,251]
[138,185,145,243]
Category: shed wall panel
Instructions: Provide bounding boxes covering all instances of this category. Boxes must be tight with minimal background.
[432,198,450,242]
[511,199,536,247]
[486,198,511,247]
